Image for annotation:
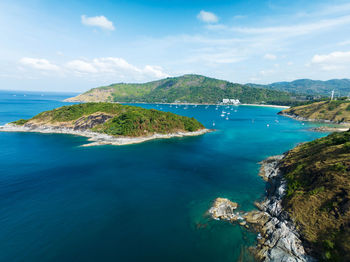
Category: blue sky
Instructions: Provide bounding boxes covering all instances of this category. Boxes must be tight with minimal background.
[1,0,350,92]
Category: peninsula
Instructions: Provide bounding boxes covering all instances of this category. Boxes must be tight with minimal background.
[0,103,209,146]
[209,130,350,261]
[279,99,350,124]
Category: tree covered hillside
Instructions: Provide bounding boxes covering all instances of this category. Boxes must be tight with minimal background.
[66,74,297,105]
[12,103,205,137]
[280,130,350,261]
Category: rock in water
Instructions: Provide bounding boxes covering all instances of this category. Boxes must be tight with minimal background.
[208,198,238,221]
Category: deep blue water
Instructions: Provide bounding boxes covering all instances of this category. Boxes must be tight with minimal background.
[0,90,326,262]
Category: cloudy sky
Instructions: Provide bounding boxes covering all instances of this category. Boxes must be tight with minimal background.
[1,0,350,92]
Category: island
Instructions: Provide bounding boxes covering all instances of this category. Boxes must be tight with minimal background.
[208,130,350,261]
[65,74,300,105]
[0,102,210,146]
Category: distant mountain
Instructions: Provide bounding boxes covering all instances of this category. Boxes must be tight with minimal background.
[66,74,298,105]
[248,79,350,97]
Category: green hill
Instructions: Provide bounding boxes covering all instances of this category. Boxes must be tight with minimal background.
[280,130,350,261]
[12,103,205,137]
[279,99,350,123]
[248,79,350,97]
[65,74,297,105]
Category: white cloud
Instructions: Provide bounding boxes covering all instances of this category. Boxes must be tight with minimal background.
[197,10,218,23]
[66,60,98,73]
[143,65,169,78]
[209,15,350,37]
[264,53,277,60]
[312,51,350,63]
[311,51,350,71]
[338,40,350,46]
[260,69,275,76]
[65,57,169,79]
[17,56,169,82]
[19,57,60,71]
[81,15,115,31]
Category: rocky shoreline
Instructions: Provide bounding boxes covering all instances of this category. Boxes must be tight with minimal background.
[209,155,315,262]
[279,112,349,132]
[0,124,211,146]
[278,112,350,125]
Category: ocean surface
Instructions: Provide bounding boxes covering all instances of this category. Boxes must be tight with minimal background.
[0,90,326,262]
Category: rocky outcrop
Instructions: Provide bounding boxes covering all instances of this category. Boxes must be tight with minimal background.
[278,112,350,125]
[247,156,314,262]
[208,198,240,221]
[310,126,349,132]
[73,113,113,130]
[208,156,315,262]
[64,89,113,102]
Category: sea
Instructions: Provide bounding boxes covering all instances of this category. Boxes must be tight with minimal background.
[0,90,326,262]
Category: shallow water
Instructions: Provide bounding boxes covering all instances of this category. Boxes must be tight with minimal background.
[0,91,326,262]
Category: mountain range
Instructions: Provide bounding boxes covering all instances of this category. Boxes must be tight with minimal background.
[248,79,350,97]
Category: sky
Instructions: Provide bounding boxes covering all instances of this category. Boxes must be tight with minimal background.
[1,0,350,92]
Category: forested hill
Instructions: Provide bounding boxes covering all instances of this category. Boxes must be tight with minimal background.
[11,103,205,137]
[65,74,297,105]
[248,79,350,97]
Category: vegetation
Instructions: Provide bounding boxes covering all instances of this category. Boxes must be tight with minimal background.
[248,78,350,97]
[66,74,301,105]
[280,130,350,261]
[280,99,350,123]
[12,119,29,125]
[11,103,205,137]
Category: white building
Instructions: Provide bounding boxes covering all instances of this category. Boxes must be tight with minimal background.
[222,99,240,105]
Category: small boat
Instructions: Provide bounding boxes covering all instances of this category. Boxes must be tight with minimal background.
[212,122,215,126]
[221,114,225,117]
[226,116,229,120]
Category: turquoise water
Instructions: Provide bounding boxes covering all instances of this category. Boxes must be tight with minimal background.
[0,90,326,262]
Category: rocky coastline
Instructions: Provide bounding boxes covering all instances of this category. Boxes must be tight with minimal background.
[209,155,315,262]
[278,112,350,125]
[279,112,349,132]
[0,123,211,147]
